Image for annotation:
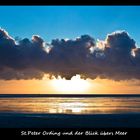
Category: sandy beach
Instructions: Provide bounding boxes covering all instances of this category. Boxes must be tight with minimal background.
[0,113,140,128]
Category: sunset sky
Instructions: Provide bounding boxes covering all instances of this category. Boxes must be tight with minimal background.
[0,6,140,94]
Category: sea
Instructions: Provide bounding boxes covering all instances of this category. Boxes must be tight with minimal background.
[0,94,140,115]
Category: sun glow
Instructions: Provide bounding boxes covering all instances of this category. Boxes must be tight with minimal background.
[51,75,90,93]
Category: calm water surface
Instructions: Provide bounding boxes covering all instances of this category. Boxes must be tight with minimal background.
[0,96,140,114]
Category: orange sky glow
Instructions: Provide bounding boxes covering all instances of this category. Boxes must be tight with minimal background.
[0,75,140,94]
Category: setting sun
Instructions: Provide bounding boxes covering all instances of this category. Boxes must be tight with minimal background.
[51,75,90,93]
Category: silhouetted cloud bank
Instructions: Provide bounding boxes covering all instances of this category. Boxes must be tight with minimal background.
[0,28,140,80]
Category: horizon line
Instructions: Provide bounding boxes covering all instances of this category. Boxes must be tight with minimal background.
[0,94,140,98]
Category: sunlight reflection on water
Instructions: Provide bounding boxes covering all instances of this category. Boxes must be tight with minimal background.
[0,97,140,114]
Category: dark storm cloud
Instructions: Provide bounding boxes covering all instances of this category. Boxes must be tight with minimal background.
[47,35,96,79]
[0,28,140,80]
[92,31,140,80]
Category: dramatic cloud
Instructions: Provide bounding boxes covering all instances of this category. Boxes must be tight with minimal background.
[0,28,140,80]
